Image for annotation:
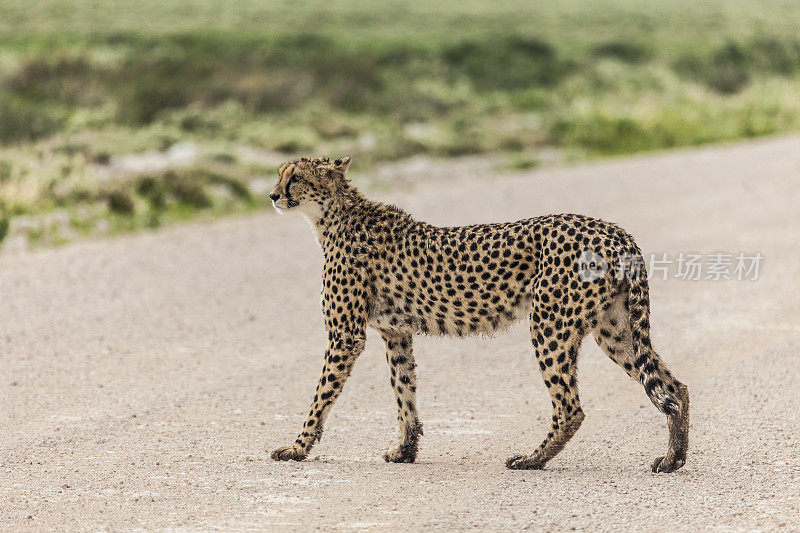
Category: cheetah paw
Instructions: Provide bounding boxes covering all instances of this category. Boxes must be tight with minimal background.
[651,455,685,473]
[383,446,416,463]
[271,445,307,462]
[506,454,545,470]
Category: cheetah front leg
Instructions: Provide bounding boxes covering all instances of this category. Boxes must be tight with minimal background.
[271,333,365,461]
[379,330,423,463]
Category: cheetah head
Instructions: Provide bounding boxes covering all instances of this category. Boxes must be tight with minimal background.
[269,156,352,217]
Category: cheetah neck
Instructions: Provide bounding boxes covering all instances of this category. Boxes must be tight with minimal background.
[298,202,326,244]
[302,188,367,248]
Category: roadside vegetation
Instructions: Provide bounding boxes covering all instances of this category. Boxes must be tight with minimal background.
[2,0,800,246]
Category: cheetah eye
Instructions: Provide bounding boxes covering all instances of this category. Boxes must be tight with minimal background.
[286,175,299,191]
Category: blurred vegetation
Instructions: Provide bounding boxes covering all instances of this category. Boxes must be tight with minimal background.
[2,0,800,246]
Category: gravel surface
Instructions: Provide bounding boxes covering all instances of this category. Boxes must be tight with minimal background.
[1,136,799,530]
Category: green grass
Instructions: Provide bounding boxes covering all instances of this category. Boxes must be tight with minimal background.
[2,0,800,245]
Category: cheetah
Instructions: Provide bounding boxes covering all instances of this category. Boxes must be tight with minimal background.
[268,156,689,473]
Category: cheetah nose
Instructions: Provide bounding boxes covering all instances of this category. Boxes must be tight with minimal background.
[269,193,280,201]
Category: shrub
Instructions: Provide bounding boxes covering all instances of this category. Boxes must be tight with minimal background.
[0,208,9,244]
[164,171,211,208]
[672,39,800,95]
[749,38,800,75]
[136,176,167,209]
[102,189,136,215]
[592,41,652,63]
[0,98,61,143]
[442,36,570,90]
[549,113,659,154]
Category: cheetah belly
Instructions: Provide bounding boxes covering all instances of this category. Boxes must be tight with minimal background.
[368,279,535,337]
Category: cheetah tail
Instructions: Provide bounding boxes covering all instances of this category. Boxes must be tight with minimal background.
[626,271,680,417]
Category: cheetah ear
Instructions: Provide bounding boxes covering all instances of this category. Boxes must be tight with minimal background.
[332,156,351,173]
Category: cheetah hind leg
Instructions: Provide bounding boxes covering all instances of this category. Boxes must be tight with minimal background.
[507,323,585,470]
[593,287,689,473]
[650,383,689,473]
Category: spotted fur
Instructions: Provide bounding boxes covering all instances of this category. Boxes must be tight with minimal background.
[269,156,689,472]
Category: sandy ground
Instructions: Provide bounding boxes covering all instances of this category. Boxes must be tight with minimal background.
[1,136,799,531]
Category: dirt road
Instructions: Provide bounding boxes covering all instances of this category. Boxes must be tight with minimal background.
[1,136,799,530]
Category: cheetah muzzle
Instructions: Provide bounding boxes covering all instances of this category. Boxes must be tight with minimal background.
[268,156,690,473]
